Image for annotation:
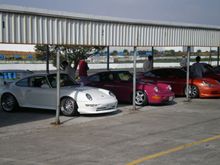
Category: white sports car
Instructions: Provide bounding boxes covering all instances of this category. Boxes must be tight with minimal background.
[0,73,118,116]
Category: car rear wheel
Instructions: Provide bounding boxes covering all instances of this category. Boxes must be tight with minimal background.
[135,90,147,106]
[185,85,199,98]
[1,93,18,112]
[60,97,79,116]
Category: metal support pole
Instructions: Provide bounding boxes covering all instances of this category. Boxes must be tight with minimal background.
[107,46,110,70]
[46,45,50,74]
[209,47,212,65]
[132,46,137,110]
[55,51,61,125]
[151,47,154,69]
[186,46,191,101]
[217,47,220,66]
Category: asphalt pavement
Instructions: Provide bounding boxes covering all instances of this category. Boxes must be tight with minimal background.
[1,97,220,165]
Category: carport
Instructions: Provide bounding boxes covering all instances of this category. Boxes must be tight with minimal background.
[1,4,220,124]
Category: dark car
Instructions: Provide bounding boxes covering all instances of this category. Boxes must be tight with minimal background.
[84,70,174,106]
[212,65,220,73]
[138,68,220,98]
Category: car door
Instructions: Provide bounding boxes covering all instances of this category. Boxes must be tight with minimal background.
[111,72,133,102]
[168,69,187,95]
[24,76,56,109]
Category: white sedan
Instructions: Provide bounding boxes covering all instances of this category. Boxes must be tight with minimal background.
[0,73,118,116]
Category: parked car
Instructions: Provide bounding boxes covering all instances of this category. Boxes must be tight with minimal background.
[0,73,118,116]
[84,71,174,106]
[213,65,220,74]
[138,68,220,98]
[201,64,220,79]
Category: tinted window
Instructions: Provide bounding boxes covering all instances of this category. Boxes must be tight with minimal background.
[203,64,215,74]
[100,73,114,82]
[145,69,169,78]
[89,75,100,82]
[144,71,157,78]
[169,69,186,78]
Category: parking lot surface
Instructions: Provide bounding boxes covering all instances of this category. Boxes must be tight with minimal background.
[1,97,220,165]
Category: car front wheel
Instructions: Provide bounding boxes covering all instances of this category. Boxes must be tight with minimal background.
[60,97,79,116]
[1,93,18,112]
[135,90,147,106]
[185,85,199,98]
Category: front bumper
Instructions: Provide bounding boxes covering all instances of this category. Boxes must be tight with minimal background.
[77,100,118,114]
[148,92,175,104]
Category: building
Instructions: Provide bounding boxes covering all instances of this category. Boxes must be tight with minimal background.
[0,50,35,60]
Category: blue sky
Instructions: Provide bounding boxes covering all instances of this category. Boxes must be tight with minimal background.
[0,0,218,52]
[1,0,220,26]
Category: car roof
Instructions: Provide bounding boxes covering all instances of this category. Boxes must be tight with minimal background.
[93,70,131,74]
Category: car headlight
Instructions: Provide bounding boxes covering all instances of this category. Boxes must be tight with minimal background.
[154,87,159,92]
[202,81,214,87]
[167,85,172,91]
[86,93,93,101]
[109,91,116,97]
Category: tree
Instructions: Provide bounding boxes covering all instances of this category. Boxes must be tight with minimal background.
[111,50,118,56]
[123,49,129,56]
[197,49,202,53]
[35,45,104,70]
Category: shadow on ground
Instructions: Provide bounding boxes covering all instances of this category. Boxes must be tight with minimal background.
[0,108,55,127]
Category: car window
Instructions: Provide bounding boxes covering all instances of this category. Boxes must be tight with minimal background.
[144,70,167,78]
[100,73,114,82]
[16,78,29,87]
[168,69,186,78]
[88,75,100,82]
[108,73,114,81]
[47,74,78,88]
[144,71,157,78]
[29,76,48,88]
[203,64,215,74]
[117,72,132,81]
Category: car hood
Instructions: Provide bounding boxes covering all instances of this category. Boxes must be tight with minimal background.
[61,85,114,100]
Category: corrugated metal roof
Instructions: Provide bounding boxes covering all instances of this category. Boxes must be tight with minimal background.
[1,4,220,30]
[0,4,220,46]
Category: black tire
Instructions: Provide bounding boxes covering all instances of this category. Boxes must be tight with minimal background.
[60,97,79,116]
[185,85,199,98]
[135,90,148,106]
[1,93,18,112]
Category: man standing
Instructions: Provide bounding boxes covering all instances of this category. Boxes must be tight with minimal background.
[61,61,75,80]
[78,57,89,82]
[191,56,205,78]
[143,55,153,72]
[180,55,187,68]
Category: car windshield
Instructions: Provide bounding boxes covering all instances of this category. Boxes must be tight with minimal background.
[47,74,78,88]
[203,64,216,74]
